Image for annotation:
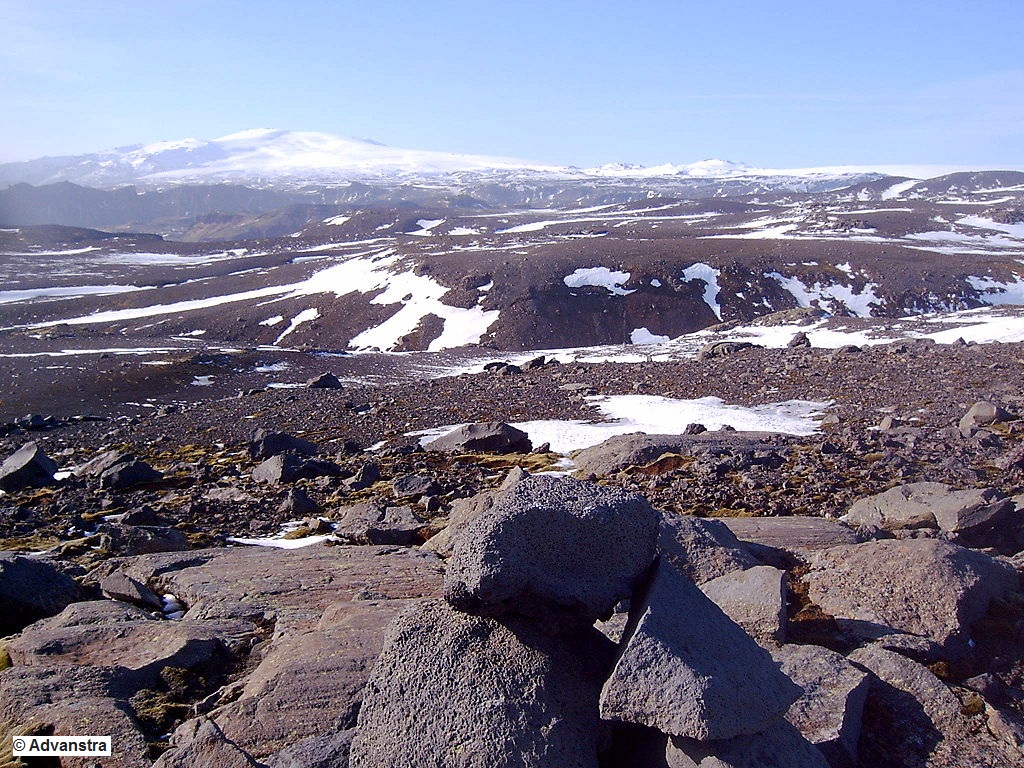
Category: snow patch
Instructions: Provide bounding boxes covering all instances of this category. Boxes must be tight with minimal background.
[967,275,1024,305]
[407,218,445,236]
[274,308,320,345]
[631,327,671,345]
[563,267,634,296]
[681,263,722,319]
[260,315,284,327]
[769,272,880,317]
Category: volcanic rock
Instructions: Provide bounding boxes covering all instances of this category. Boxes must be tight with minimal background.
[772,643,870,768]
[306,373,343,389]
[99,572,164,611]
[0,552,85,635]
[0,441,59,492]
[959,400,1014,438]
[335,502,424,546]
[657,514,760,585]
[699,565,787,646]
[423,421,532,454]
[805,539,1018,659]
[349,599,614,768]
[665,720,828,768]
[599,558,802,741]
[443,475,659,625]
[248,429,319,460]
[100,458,164,490]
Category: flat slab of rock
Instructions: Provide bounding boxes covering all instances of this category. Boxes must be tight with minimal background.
[658,515,760,585]
[444,475,660,625]
[571,431,780,478]
[719,516,861,554]
[772,644,870,768]
[600,559,801,741]
[349,599,614,768]
[423,421,532,454]
[805,539,1018,659]
[96,545,445,762]
[100,572,164,611]
[0,441,58,492]
[699,565,787,646]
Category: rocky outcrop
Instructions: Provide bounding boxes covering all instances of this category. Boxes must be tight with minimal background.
[699,565,787,646]
[658,514,760,585]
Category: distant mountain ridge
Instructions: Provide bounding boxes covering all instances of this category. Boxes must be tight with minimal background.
[1,128,995,191]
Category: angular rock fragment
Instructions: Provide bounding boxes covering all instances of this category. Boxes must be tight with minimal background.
[805,539,1017,659]
[0,441,59,492]
[349,599,614,768]
[959,400,1013,438]
[659,514,760,585]
[100,458,164,490]
[391,473,440,498]
[335,502,424,546]
[444,475,659,625]
[842,482,1013,542]
[154,717,262,768]
[252,453,339,485]
[424,421,532,454]
[100,572,164,611]
[699,565,787,646]
[74,448,134,478]
[307,372,343,389]
[772,643,870,768]
[248,429,319,460]
[599,558,801,741]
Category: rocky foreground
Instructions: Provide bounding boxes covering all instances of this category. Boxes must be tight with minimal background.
[0,340,1023,767]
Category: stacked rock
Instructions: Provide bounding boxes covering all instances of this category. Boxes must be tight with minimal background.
[350,474,819,767]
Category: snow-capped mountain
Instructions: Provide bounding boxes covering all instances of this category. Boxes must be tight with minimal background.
[0,128,964,192]
[0,129,565,189]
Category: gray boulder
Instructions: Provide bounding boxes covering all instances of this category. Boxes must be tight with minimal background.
[959,400,1013,437]
[699,565,787,646]
[658,515,760,585]
[335,502,424,546]
[665,720,828,768]
[307,372,343,388]
[0,442,58,492]
[95,523,190,556]
[349,599,614,768]
[74,449,133,477]
[248,429,319,460]
[391,474,440,499]
[772,644,870,768]
[571,431,779,478]
[599,558,802,741]
[252,454,339,485]
[805,539,1018,659]
[100,458,164,490]
[0,553,85,635]
[424,421,532,454]
[444,475,660,625]
[697,341,761,361]
[842,482,1013,539]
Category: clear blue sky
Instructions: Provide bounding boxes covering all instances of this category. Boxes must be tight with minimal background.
[2,0,1023,168]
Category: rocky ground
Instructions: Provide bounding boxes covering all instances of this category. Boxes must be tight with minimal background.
[1,337,1024,767]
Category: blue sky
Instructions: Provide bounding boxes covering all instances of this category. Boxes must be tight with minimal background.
[2,0,1023,168]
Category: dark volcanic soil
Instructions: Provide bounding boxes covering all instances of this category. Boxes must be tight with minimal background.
[2,339,1022,551]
